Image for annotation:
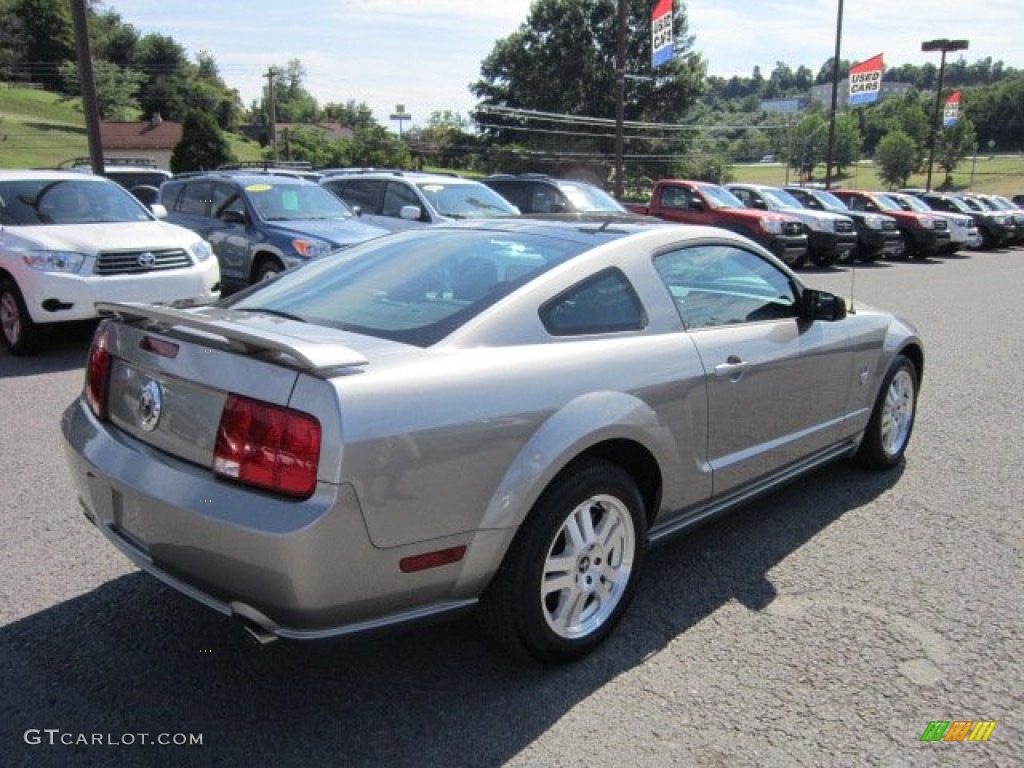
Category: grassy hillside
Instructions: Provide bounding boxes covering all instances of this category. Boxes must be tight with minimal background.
[730,156,1024,197]
[0,85,262,169]
[0,86,89,167]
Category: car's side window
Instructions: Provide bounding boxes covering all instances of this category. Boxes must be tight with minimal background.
[654,245,797,330]
[212,183,244,220]
[177,181,214,217]
[540,268,646,336]
[333,179,385,214]
[732,188,751,206]
[382,182,421,218]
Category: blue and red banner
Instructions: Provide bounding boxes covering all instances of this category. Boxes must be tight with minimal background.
[943,91,961,127]
[651,0,674,68]
[848,53,884,105]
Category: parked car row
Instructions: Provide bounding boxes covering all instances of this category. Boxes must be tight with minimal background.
[5,162,1019,357]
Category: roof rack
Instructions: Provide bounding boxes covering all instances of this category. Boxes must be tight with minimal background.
[59,157,160,169]
[217,160,314,171]
[319,168,461,178]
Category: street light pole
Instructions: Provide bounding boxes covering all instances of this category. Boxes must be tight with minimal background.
[921,38,968,192]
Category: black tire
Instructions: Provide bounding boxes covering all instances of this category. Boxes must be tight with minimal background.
[478,459,647,663]
[895,232,915,260]
[855,355,919,469]
[809,249,839,268]
[253,259,283,283]
[0,278,44,355]
[978,227,995,251]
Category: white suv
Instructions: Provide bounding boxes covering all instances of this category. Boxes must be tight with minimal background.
[0,171,220,355]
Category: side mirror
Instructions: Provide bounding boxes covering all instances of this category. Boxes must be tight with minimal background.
[752,199,767,210]
[149,203,168,219]
[800,289,847,322]
[221,209,246,225]
[688,199,705,211]
[399,204,422,221]
[549,202,568,213]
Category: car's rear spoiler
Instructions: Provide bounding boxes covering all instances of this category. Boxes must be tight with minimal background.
[95,302,369,373]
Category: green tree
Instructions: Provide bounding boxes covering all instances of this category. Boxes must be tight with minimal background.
[12,0,74,89]
[471,0,705,183]
[788,113,828,180]
[832,112,863,175]
[58,59,145,120]
[935,116,977,183]
[875,130,918,188]
[322,100,377,130]
[171,109,232,172]
[134,33,191,120]
[347,124,412,168]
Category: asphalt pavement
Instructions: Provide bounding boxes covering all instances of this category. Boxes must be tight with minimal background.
[1,246,1021,767]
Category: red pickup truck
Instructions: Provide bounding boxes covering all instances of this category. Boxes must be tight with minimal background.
[625,180,809,267]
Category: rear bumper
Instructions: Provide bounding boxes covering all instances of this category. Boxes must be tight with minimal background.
[61,399,501,639]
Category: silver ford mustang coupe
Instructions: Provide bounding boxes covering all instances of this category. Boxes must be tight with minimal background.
[62,219,923,662]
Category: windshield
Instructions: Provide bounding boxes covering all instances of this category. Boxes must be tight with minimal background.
[890,195,930,213]
[810,190,849,212]
[224,228,589,346]
[415,181,519,218]
[762,188,803,209]
[869,194,901,212]
[701,184,745,210]
[245,182,355,221]
[560,183,626,213]
[0,178,151,225]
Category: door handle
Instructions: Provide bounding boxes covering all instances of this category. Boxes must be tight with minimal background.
[713,355,750,380]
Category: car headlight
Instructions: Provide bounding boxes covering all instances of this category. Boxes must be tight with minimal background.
[23,250,86,273]
[822,218,836,232]
[865,215,884,230]
[291,239,332,259]
[188,239,214,262]
[759,218,783,235]
[918,216,935,229]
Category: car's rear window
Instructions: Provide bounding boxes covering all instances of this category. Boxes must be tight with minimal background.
[224,228,589,346]
[414,182,518,218]
[0,178,150,225]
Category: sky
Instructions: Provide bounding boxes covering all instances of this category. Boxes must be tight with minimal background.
[104,0,1023,127]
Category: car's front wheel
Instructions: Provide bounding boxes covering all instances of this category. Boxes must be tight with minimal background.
[0,279,44,355]
[479,459,646,663]
[856,355,919,469]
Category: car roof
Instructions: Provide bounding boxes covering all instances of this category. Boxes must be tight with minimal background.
[421,216,679,245]
[167,172,316,186]
[0,169,115,183]
[329,172,482,185]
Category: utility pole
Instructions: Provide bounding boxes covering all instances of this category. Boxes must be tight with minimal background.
[613,0,626,199]
[824,0,844,190]
[264,68,278,161]
[70,0,104,175]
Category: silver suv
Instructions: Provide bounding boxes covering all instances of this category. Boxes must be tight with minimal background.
[320,170,519,231]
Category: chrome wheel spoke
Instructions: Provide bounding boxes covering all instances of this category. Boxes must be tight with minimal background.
[541,493,636,639]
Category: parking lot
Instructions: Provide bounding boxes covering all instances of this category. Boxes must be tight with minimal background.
[2,245,1022,766]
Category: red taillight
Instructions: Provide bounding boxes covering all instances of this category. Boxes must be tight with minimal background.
[213,394,321,498]
[85,327,112,419]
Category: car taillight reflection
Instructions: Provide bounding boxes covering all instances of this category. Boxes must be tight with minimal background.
[213,394,321,498]
[85,327,112,420]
